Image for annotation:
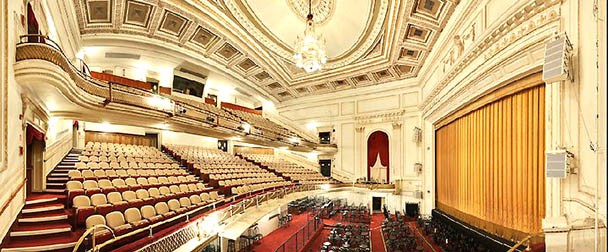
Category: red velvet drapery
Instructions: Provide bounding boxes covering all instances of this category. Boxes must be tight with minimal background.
[367,131,389,182]
[26,125,45,146]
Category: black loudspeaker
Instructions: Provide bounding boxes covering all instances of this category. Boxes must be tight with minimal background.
[217,140,228,152]
[405,203,419,217]
[319,159,331,177]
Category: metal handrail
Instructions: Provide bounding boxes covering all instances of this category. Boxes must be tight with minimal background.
[90,185,318,251]
[72,224,116,252]
[506,232,544,252]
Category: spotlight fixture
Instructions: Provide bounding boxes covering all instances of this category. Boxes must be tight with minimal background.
[176,105,187,114]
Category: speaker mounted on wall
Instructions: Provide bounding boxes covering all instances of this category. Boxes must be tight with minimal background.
[412,127,422,143]
[542,32,573,83]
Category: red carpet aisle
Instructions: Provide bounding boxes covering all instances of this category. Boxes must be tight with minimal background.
[407,222,443,252]
[304,228,331,252]
[370,214,386,252]
[252,213,311,252]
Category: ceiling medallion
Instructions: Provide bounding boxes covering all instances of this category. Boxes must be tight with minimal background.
[293,0,327,73]
[287,0,335,25]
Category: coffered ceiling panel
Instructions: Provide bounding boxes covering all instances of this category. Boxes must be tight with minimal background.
[72,0,459,101]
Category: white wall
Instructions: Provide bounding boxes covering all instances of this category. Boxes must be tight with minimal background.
[0,0,28,241]
[277,81,422,188]
[43,118,73,179]
[161,130,218,149]
[84,121,147,135]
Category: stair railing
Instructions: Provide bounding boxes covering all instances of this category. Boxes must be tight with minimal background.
[72,224,116,252]
[506,232,544,252]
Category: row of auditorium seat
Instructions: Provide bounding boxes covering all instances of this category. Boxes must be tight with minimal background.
[84,194,220,243]
[73,188,222,226]
[79,156,172,163]
[75,162,179,170]
[165,145,292,193]
[240,153,333,184]
[219,177,284,187]
[230,182,291,196]
[66,176,209,203]
[69,169,189,180]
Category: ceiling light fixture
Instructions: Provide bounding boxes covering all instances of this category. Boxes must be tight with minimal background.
[293,0,327,73]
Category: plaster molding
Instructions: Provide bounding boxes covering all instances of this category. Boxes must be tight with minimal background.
[419,0,561,111]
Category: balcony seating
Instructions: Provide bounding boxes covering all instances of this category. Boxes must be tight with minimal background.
[240,153,333,185]
[164,145,292,195]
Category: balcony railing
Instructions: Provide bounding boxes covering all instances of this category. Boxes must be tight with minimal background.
[15,34,322,149]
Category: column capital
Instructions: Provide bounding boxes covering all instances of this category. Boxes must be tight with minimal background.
[391,122,402,129]
[355,126,365,133]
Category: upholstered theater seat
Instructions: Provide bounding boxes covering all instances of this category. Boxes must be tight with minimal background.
[122,191,144,208]
[107,192,129,212]
[140,205,163,224]
[86,215,112,243]
[124,208,150,229]
[135,189,155,206]
[105,211,133,236]
[168,199,188,214]
[154,202,176,219]
[73,195,95,226]
[91,193,113,216]
[66,180,85,206]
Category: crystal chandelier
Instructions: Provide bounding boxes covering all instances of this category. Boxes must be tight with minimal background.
[293,0,327,73]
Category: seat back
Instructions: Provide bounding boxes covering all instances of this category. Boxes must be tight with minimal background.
[179,197,191,207]
[148,188,161,197]
[98,179,113,188]
[167,199,181,211]
[190,195,202,205]
[154,202,170,214]
[122,191,137,201]
[107,192,124,203]
[105,211,127,229]
[124,208,143,223]
[136,189,149,199]
[200,193,210,202]
[140,205,156,219]
[66,181,83,190]
[90,194,108,206]
[73,195,91,208]
[83,180,99,189]
[85,215,106,232]
[112,178,126,187]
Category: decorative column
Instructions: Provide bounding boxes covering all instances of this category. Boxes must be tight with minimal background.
[542,81,568,251]
[422,120,435,215]
[355,126,365,180]
[391,122,402,183]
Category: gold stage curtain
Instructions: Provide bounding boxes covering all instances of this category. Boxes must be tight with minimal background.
[436,82,545,239]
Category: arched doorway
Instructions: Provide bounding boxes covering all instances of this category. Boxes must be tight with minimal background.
[367,131,389,183]
[26,125,45,194]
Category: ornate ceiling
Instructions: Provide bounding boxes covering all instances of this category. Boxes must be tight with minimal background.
[72,0,459,101]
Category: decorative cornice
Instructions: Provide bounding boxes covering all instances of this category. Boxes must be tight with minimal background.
[419,0,561,111]
[354,110,405,126]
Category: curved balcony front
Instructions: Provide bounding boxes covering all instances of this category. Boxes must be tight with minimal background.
[14,35,316,151]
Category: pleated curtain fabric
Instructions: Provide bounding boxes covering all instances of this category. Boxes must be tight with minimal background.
[435,84,545,239]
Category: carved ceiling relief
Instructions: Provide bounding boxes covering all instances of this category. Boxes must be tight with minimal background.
[74,0,459,101]
[287,0,335,24]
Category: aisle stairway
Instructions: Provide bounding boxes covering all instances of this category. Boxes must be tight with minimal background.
[1,151,83,252]
[45,150,81,193]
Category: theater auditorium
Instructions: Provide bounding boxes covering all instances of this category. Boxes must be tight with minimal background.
[0,0,606,251]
